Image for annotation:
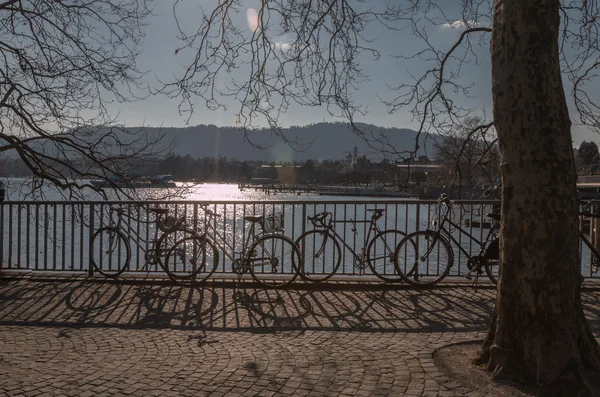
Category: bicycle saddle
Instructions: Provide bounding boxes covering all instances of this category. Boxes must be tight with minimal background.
[149,208,169,215]
[366,209,385,214]
[486,212,501,221]
[244,215,263,223]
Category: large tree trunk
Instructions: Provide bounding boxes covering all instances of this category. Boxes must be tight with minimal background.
[475,1,600,395]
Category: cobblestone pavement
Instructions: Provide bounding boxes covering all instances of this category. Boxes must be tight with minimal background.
[0,276,599,396]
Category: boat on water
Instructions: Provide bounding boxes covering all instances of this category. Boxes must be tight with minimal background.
[90,175,177,188]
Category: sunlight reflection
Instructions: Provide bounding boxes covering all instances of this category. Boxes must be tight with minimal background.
[246,8,260,32]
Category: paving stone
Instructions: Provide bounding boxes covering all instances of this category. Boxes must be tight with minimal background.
[0,276,598,396]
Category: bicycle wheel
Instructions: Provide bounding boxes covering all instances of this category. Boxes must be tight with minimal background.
[296,230,341,282]
[247,234,301,288]
[155,228,200,266]
[367,230,406,283]
[485,260,499,285]
[394,230,453,287]
[483,237,499,285]
[164,235,219,285]
[90,227,130,277]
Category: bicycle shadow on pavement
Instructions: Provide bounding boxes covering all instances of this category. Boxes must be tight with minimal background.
[1,276,599,335]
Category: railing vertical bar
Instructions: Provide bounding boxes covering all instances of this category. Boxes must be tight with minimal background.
[52,204,57,270]
[455,203,461,276]
[70,205,75,270]
[136,204,141,272]
[342,203,348,275]
[301,203,306,276]
[17,205,21,269]
[415,204,421,233]
[404,201,409,236]
[26,204,30,268]
[332,203,338,277]
[353,203,357,274]
[145,205,150,272]
[43,204,48,270]
[579,203,584,275]
[222,203,227,274]
[80,204,85,274]
[62,204,66,270]
[88,204,94,277]
[8,204,13,268]
[193,202,199,232]
[35,204,39,270]
[242,203,247,275]
[232,202,236,276]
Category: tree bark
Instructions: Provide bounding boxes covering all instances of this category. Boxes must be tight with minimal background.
[476,1,600,395]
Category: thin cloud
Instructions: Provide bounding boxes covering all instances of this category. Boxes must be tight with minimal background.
[274,42,292,52]
[441,20,479,30]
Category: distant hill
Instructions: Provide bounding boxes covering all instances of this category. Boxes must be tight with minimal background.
[141,122,432,162]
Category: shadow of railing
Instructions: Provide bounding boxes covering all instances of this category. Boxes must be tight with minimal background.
[1,277,598,335]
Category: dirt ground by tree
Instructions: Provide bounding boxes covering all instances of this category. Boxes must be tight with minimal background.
[433,341,535,397]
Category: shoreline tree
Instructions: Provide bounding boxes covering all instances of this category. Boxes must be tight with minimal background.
[167,0,600,394]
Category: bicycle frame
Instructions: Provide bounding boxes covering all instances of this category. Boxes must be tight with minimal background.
[105,207,177,267]
[421,203,499,278]
[435,204,498,260]
[316,216,386,265]
[197,211,276,269]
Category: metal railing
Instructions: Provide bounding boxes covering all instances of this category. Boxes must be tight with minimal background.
[0,199,598,282]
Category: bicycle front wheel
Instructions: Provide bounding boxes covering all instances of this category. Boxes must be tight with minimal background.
[90,227,130,277]
[296,230,341,282]
[366,230,406,282]
[247,234,300,288]
[164,235,218,285]
[483,237,499,285]
[394,230,453,287]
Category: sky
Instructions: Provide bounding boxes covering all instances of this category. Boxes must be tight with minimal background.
[109,1,598,147]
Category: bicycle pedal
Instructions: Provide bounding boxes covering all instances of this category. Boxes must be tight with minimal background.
[465,274,472,280]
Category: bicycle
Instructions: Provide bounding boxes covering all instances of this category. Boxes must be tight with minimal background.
[184,203,301,288]
[394,195,499,287]
[295,209,406,282]
[90,205,217,284]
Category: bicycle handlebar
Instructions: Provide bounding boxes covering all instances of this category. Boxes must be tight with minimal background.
[198,203,222,218]
[438,194,454,206]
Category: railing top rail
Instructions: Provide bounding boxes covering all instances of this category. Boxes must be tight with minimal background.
[0,199,505,205]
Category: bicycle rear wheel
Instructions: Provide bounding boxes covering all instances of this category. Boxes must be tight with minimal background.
[164,235,218,285]
[296,230,341,282]
[483,237,499,285]
[367,230,406,283]
[90,227,130,277]
[485,260,499,285]
[248,234,300,288]
[394,230,453,287]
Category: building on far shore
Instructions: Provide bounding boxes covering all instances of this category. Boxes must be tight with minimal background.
[577,175,600,199]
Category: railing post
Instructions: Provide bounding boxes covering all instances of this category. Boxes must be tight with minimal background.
[301,203,306,237]
[415,203,421,232]
[88,204,94,277]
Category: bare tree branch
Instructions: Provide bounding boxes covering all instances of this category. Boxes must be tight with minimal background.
[0,0,184,200]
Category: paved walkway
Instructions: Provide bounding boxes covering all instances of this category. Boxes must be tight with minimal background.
[0,276,599,396]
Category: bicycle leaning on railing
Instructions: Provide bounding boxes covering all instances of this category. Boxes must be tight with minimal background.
[185,203,301,288]
[394,195,500,287]
[295,209,406,282]
[90,206,215,284]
